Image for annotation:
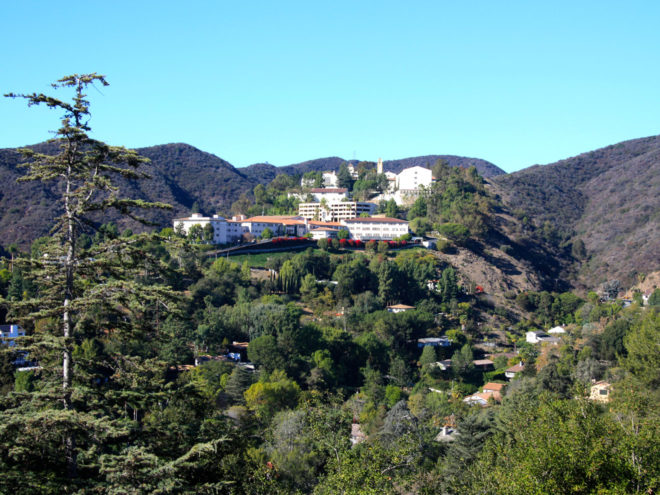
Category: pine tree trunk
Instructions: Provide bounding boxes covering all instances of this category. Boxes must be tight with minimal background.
[63,165,77,479]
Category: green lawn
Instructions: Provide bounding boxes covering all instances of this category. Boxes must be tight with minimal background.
[228,245,422,268]
[228,251,296,268]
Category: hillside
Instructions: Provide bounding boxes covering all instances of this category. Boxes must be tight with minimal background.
[0,142,259,246]
[1,137,657,291]
[0,143,504,246]
[492,135,660,288]
[240,154,504,183]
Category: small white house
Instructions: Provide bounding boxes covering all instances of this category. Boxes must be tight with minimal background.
[548,326,566,334]
[526,330,559,344]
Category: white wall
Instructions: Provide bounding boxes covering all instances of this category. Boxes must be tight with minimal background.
[397,166,433,191]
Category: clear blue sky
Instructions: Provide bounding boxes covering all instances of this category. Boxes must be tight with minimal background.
[2,1,659,173]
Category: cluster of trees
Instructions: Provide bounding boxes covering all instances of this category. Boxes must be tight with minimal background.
[406,160,497,240]
[231,174,300,217]
[515,290,584,325]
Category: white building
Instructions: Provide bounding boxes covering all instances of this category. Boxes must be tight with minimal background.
[384,171,398,192]
[396,166,433,192]
[241,216,308,238]
[309,188,349,202]
[173,213,246,244]
[340,217,409,241]
[323,172,338,187]
[298,201,376,222]
[309,227,342,240]
[526,330,560,344]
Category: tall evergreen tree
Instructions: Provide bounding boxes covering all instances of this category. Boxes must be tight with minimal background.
[2,74,178,487]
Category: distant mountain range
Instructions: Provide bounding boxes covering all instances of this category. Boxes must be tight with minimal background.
[0,137,658,289]
[241,155,505,184]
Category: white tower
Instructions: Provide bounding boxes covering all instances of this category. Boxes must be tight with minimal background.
[377,157,383,174]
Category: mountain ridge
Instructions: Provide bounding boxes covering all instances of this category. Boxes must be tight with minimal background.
[0,136,657,290]
[492,134,660,287]
[240,154,505,184]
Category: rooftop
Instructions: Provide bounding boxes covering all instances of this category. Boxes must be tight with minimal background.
[483,382,505,392]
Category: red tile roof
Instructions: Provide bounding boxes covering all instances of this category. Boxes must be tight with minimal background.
[483,382,505,392]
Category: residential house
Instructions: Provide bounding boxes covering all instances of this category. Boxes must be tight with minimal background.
[505,362,524,380]
[526,330,560,344]
[323,172,338,187]
[548,325,566,334]
[387,304,415,313]
[482,382,506,395]
[472,359,495,371]
[463,382,506,406]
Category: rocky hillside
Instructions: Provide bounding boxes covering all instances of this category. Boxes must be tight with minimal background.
[492,135,660,288]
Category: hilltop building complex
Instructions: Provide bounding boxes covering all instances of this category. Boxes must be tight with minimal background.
[173,213,408,244]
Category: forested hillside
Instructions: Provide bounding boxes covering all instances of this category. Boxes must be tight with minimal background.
[492,135,660,288]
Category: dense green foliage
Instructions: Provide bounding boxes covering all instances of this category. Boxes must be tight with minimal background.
[0,76,657,494]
